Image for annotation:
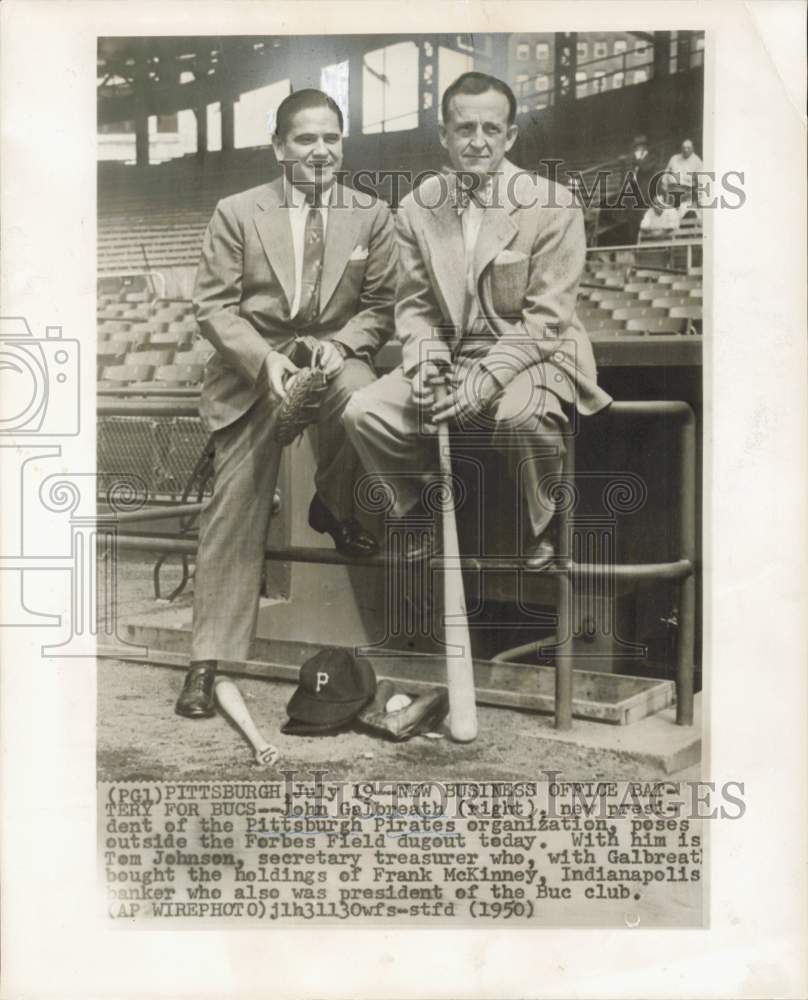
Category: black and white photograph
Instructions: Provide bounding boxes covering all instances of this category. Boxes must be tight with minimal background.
[1,0,805,993]
[96,30,706,784]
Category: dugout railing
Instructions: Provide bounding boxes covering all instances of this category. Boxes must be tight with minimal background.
[97,394,697,732]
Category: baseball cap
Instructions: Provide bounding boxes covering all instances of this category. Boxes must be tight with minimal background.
[282,647,376,736]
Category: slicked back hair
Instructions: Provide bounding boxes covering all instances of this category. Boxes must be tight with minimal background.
[274,89,344,140]
[441,72,517,127]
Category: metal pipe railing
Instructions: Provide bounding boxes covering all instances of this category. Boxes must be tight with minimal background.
[103,398,698,731]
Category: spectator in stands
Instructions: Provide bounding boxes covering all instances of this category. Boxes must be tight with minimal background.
[175,88,397,720]
[663,138,704,218]
[620,133,660,244]
[343,72,611,571]
[639,194,680,239]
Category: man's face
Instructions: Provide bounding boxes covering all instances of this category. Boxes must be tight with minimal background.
[681,140,694,158]
[272,105,343,194]
[439,90,517,180]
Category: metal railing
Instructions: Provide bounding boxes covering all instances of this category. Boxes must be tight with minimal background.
[100,397,697,732]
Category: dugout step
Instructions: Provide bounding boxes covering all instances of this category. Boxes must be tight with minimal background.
[105,614,676,727]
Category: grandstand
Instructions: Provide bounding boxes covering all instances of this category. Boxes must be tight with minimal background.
[96,31,704,738]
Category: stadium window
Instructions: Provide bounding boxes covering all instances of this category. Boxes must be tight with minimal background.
[156,114,178,133]
[633,69,648,84]
[614,40,628,55]
[635,42,651,59]
[535,42,550,61]
[577,42,588,60]
[694,35,705,50]
[594,42,607,59]
[235,79,291,147]
[519,104,529,114]
[536,74,549,93]
[515,71,529,95]
[592,70,606,93]
[612,71,625,89]
[320,60,350,135]
[438,46,473,105]
[516,42,530,60]
[363,41,419,133]
[575,71,588,97]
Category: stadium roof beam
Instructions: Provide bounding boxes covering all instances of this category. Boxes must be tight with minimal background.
[97,33,504,127]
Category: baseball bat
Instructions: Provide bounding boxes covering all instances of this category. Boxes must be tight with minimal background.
[214,677,279,766]
[433,382,478,742]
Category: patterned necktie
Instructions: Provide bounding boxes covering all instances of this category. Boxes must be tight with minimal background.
[297,197,324,323]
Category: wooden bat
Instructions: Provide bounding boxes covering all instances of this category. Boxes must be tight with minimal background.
[433,382,478,742]
[214,677,279,766]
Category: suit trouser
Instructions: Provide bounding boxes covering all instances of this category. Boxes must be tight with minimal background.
[192,359,375,664]
[342,361,568,540]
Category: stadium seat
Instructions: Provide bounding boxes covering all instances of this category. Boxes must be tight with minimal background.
[153,363,205,386]
[175,345,213,365]
[109,330,151,350]
[99,363,155,386]
[627,317,688,335]
[584,319,628,334]
[588,289,638,305]
[650,296,694,309]
[98,320,131,333]
[669,305,702,320]
[611,306,669,321]
[125,349,175,368]
[596,296,641,311]
[149,331,193,349]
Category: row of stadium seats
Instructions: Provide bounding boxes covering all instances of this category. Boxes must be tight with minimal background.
[578,267,702,335]
[96,256,704,386]
[98,362,205,387]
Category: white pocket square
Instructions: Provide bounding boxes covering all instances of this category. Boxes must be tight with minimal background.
[349,246,369,262]
[494,249,528,264]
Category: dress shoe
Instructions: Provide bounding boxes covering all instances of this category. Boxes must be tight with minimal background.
[308,494,378,557]
[523,534,555,572]
[175,661,217,718]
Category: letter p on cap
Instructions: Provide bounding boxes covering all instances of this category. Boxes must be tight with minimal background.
[316,671,329,692]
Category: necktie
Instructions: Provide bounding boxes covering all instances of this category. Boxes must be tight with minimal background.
[297,199,324,323]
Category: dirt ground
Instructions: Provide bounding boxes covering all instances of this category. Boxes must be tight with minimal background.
[98,556,695,783]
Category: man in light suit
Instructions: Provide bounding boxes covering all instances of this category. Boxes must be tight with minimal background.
[176,89,396,719]
[344,72,611,568]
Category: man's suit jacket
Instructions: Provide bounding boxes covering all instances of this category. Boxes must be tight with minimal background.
[395,159,611,416]
[194,178,397,431]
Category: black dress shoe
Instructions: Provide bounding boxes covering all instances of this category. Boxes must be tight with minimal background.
[524,534,555,572]
[175,661,217,718]
[308,494,379,557]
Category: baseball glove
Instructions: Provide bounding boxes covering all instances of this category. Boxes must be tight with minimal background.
[274,338,329,446]
[356,679,449,742]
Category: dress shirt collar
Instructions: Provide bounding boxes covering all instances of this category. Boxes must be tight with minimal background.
[283,179,335,210]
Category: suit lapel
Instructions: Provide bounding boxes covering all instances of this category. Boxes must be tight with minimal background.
[253,181,295,312]
[319,187,363,312]
[472,165,521,281]
[425,200,466,330]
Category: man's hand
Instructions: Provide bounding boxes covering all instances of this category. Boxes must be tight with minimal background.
[264,350,299,401]
[431,362,499,426]
[317,341,347,379]
[411,361,441,409]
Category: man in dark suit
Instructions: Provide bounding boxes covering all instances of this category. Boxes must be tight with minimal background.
[344,72,611,569]
[622,133,660,243]
[175,89,396,719]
